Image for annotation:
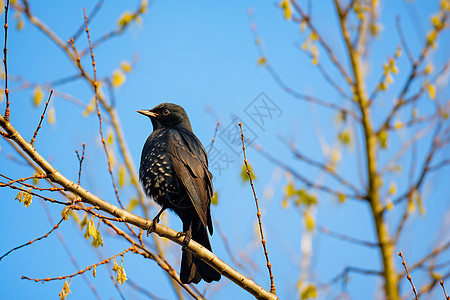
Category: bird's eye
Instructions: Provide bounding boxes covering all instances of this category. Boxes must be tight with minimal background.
[162,109,170,116]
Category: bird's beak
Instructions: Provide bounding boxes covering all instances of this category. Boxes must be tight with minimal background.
[137,110,158,118]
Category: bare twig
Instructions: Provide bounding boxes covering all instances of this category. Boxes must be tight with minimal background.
[215,220,253,276]
[395,16,414,64]
[71,0,104,42]
[257,146,365,201]
[126,278,165,300]
[398,251,419,300]
[3,0,10,121]
[75,143,86,185]
[239,122,276,294]
[0,217,64,261]
[84,9,126,213]
[441,280,450,300]
[22,247,135,282]
[318,226,378,248]
[30,90,53,146]
[208,122,220,155]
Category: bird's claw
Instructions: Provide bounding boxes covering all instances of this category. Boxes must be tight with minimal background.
[177,231,191,249]
[147,215,160,237]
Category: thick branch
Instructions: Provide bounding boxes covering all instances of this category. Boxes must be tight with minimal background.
[0,114,278,300]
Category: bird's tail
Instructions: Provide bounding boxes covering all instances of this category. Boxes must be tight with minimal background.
[180,220,221,284]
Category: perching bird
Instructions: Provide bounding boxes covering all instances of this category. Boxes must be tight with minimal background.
[138,103,221,284]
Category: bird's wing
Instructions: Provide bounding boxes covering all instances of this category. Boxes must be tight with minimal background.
[167,129,212,232]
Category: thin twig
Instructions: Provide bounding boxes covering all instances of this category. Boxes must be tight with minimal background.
[84,9,127,213]
[208,122,220,155]
[395,16,415,64]
[0,180,68,205]
[71,0,104,42]
[441,280,450,300]
[215,220,253,276]
[257,146,365,201]
[318,226,378,248]
[75,143,86,185]
[22,247,135,282]
[126,278,165,300]
[398,251,419,300]
[30,89,53,146]
[0,217,64,261]
[3,0,10,121]
[239,122,276,294]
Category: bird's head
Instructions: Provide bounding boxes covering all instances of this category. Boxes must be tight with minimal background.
[137,103,193,131]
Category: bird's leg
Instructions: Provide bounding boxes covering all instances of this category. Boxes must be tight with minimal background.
[147,205,166,236]
[176,226,192,249]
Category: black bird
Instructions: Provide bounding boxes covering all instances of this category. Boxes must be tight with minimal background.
[138,103,221,284]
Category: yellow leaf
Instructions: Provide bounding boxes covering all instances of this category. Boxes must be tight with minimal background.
[211,192,218,205]
[93,265,97,277]
[48,106,55,124]
[378,82,386,91]
[386,197,394,211]
[258,57,266,65]
[395,46,402,58]
[23,189,32,207]
[112,258,120,272]
[241,162,256,182]
[304,212,315,231]
[285,181,295,197]
[408,199,416,213]
[68,211,80,223]
[118,164,126,187]
[431,272,442,280]
[389,181,397,195]
[83,97,96,117]
[280,0,292,20]
[431,15,442,29]
[282,198,289,208]
[112,69,126,87]
[107,127,114,145]
[330,148,341,163]
[393,120,403,129]
[126,198,139,211]
[428,84,436,99]
[120,61,132,73]
[300,20,307,33]
[33,85,44,106]
[413,189,425,215]
[441,0,450,11]
[301,284,317,299]
[16,186,32,207]
[425,63,434,74]
[59,279,71,300]
[338,129,351,145]
[33,173,40,185]
[310,32,318,41]
[17,18,24,31]
[370,23,381,36]
[91,229,103,248]
[139,0,148,14]
[426,30,437,47]
[61,207,70,220]
[117,11,133,27]
[301,39,309,50]
[84,218,96,240]
[113,257,127,284]
[338,193,346,203]
[378,130,388,149]
[80,213,88,230]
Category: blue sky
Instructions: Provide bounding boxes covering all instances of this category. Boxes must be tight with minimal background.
[1,1,449,299]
